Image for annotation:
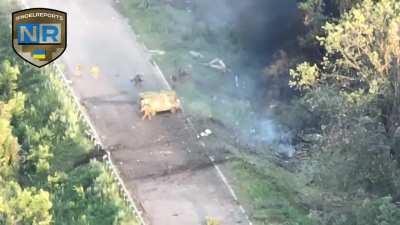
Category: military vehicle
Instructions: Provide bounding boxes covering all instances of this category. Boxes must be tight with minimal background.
[139,90,181,120]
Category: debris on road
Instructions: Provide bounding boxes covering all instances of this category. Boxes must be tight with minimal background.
[90,66,101,79]
[205,217,221,225]
[199,129,213,137]
[159,151,173,155]
[155,136,166,142]
[75,64,83,76]
[131,74,144,86]
[189,50,204,59]
[148,49,166,56]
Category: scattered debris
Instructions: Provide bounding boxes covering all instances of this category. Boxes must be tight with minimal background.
[275,144,296,159]
[171,66,192,83]
[178,66,191,78]
[90,66,100,79]
[148,49,166,56]
[75,64,83,76]
[205,217,221,225]
[200,129,213,137]
[171,75,178,83]
[160,151,173,155]
[206,58,227,73]
[189,50,204,59]
[269,104,278,109]
[302,133,323,143]
[155,136,166,142]
[234,74,239,88]
[131,74,144,86]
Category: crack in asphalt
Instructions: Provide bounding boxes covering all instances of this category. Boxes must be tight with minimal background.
[107,137,193,153]
[125,157,232,182]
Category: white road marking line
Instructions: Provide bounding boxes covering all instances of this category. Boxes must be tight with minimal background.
[153,62,172,90]
[209,155,253,225]
[152,49,254,225]
[209,156,238,202]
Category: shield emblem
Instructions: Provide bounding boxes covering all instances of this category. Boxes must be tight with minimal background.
[12,8,67,68]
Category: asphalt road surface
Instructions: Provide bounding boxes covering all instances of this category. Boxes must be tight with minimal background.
[25,0,249,224]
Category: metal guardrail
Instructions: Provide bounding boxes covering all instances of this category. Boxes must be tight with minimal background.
[52,64,147,225]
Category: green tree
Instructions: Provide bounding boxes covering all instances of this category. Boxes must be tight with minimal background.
[292,0,400,132]
[290,0,400,203]
[52,162,135,225]
[0,60,21,101]
[0,181,52,225]
[0,94,24,178]
[297,0,363,57]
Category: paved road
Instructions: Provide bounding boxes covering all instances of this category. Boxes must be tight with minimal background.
[25,0,249,224]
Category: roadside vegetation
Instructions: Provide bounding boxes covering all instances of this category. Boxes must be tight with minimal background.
[0,1,137,224]
[118,0,400,224]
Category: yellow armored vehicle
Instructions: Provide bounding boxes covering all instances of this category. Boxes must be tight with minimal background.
[139,90,181,120]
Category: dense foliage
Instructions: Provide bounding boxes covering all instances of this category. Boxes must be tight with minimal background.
[0,1,137,224]
[282,0,400,224]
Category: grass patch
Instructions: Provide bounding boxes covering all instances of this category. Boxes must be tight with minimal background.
[226,159,315,225]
